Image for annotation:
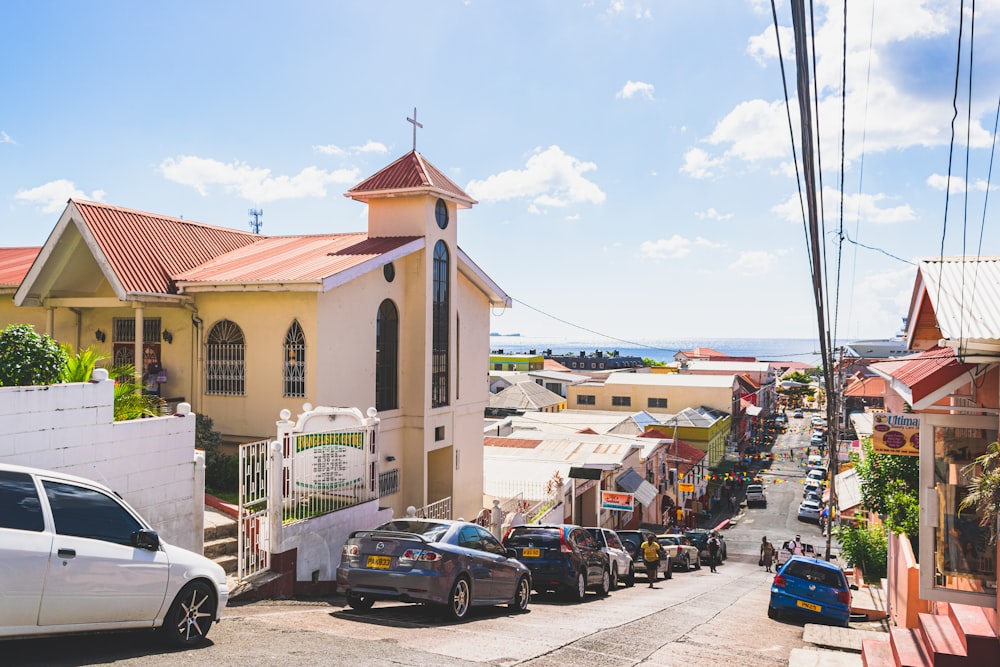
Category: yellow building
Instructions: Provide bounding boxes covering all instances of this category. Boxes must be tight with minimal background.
[0,150,510,520]
[567,371,739,414]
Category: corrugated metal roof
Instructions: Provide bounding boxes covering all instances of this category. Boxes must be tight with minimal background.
[174,234,418,284]
[871,346,975,405]
[489,382,565,411]
[75,200,260,295]
[0,247,40,288]
[917,256,1000,340]
[346,150,476,207]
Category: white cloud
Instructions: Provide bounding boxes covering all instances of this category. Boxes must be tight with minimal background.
[773,187,916,225]
[695,208,734,221]
[465,145,606,209]
[639,234,693,259]
[160,156,359,202]
[0,131,13,145]
[927,173,991,193]
[15,179,106,213]
[312,140,388,157]
[680,147,724,179]
[730,249,787,275]
[694,236,723,248]
[616,80,655,100]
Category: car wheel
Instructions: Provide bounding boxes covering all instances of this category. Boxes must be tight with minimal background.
[625,563,635,587]
[509,576,530,613]
[663,560,673,579]
[695,555,701,570]
[767,605,781,620]
[610,565,619,589]
[569,571,587,602]
[683,555,691,572]
[346,592,375,611]
[159,580,217,647]
[597,568,611,596]
[444,576,471,621]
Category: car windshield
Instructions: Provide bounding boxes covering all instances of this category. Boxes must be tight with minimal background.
[505,528,561,547]
[375,520,450,542]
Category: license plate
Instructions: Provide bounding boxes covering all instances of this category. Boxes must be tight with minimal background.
[366,555,392,569]
[521,548,540,558]
[797,600,822,612]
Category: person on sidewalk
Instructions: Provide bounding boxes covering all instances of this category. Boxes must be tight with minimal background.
[707,532,722,572]
[640,534,661,587]
[760,536,775,573]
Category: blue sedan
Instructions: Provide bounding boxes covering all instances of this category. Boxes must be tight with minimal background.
[768,556,856,626]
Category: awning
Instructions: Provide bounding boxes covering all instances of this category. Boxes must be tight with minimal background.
[616,469,658,507]
[745,405,762,417]
[870,346,977,410]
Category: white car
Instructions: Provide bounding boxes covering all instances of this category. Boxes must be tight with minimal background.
[0,463,229,646]
[798,499,823,522]
[807,468,827,482]
[656,533,701,571]
[587,527,635,587]
[803,478,824,497]
[745,483,767,508]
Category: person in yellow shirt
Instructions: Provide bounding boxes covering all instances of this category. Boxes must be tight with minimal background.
[640,534,661,587]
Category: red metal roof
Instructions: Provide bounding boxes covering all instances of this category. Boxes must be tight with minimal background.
[174,234,419,284]
[0,247,40,287]
[872,346,975,404]
[843,375,887,398]
[75,200,260,295]
[346,151,475,206]
[639,429,706,464]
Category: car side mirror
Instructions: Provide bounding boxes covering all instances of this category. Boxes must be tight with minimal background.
[132,529,160,551]
[506,547,518,559]
[849,584,859,590]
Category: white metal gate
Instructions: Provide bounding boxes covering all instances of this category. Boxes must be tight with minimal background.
[238,438,271,583]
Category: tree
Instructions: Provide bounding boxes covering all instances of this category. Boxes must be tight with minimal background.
[959,441,1000,547]
[0,324,67,387]
[643,357,666,367]
[852,436,919,526]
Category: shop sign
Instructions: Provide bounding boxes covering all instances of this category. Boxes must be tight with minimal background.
[871,412,920,456]
[600,491,635,511]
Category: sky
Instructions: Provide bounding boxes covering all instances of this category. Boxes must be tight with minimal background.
[3,0,1000,344]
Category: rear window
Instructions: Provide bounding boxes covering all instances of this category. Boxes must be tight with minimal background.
[504,527,562,547]
[375,520,449,541]
[784,561,845,589]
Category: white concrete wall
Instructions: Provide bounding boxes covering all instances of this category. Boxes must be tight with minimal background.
[281,500,393,581]
[0,377,203,553]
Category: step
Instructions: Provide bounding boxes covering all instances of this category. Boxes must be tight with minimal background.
[204,509,238,541]
[946,602,1000,663]
[918,612,967,667]
[890,627,932,667]
[214,553,238,575]
[861,638,894,667]
[204,535,237,560]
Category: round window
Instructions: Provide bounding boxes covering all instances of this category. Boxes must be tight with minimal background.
[435,198,449,229]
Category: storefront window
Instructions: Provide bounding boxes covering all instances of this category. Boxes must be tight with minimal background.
[920,413,998,606]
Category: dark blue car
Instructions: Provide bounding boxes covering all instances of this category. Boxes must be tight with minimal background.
[502,524,610,600]
[768,555,856,626]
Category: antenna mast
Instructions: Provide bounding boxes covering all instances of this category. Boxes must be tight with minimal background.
[248,208,263,234]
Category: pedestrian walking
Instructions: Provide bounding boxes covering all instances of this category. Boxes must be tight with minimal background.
[791,535,804,556]
[640,534,661,587]
[729,492,736,511]
[707,532,722,572]
[760,536,774,572]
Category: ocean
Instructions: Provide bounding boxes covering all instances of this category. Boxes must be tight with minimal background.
[488,335,823,367]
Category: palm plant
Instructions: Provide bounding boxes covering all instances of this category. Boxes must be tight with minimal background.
[959,441,1000,546]
[60,344,162,420]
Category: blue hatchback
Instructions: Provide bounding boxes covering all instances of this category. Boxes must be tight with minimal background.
[768,555,855,627]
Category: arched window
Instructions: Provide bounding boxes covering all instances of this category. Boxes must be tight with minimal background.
[206,320,245,395]
[283,320,305,398]
[376,300,399,410]
[432,240,449,407]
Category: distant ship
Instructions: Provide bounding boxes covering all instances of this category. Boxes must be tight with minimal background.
[845,318,910,359]
[490,332,521,336]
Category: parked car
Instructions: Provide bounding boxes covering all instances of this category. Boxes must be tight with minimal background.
[810,415,827,427]
[502,524,610,600]
[338,518,531,619]
[586,527,634,588]
[615,529,672,581]
[0,463,229,646]
[803,478,824,497]
[807,468,828,482]
[807,454,824,469]
[768,555,857,627]
[798,499,823,522]
[803,490,823,504]
[745,483,767,508]
[656,533,701,571]
[776,539,816,566]
[685,528,727,561]
[793,408,804,418]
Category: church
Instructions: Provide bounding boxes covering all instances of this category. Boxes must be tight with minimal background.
[0,149,510,520]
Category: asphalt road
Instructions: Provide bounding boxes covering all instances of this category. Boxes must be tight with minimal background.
[4,417,834,667]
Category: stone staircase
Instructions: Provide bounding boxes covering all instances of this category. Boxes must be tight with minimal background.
[861,602,1000,667]
[204,507,238,576]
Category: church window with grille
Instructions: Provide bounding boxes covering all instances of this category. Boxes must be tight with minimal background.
[283,320,306,398]
[206,320,245,395]
[432,240,450,407]
[376,300,399,411]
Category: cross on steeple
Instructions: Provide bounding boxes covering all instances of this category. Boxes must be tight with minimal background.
[406,107,423,151]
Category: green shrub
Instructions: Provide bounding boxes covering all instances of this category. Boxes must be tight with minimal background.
[833,519,887,582]
[0,324,67,387]
[198,414,239,494]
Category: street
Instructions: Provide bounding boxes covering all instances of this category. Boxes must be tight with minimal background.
[4,415,833,667]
